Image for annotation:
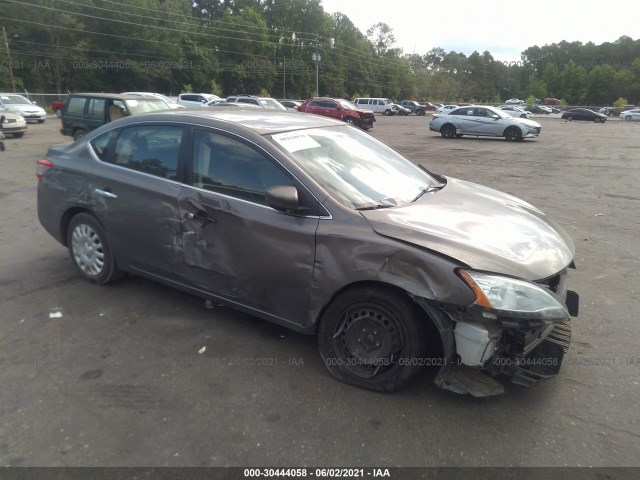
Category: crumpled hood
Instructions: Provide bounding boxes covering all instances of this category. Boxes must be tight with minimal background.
[361,177,575,280]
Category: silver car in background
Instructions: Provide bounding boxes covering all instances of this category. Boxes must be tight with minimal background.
[429,105,541,141]
[0,93,47,123]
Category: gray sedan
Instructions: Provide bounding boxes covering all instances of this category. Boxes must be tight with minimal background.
[429,105,541,141]
[37,110,577,396]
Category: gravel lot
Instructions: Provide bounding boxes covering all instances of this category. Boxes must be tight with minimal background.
[0,114,639,468]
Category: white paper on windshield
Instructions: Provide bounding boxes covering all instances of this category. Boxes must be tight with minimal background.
[272,132,320,153]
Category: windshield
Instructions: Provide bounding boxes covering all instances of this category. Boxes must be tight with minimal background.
[271,126,440,210]
[1,95,31,105]
[124,98,170,114]
[338,99,358,110]
[260,98,287,111]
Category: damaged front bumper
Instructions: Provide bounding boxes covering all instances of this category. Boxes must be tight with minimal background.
[416,274,579,397]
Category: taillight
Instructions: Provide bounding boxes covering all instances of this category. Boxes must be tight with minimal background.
[432,114,439,120]
[36,158,53,181]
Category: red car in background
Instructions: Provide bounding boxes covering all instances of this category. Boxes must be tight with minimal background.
[51,98,66,117]
[544,98,560,105]
[297,97,375,130]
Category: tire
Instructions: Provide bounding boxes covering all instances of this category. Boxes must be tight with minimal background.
[317,286,428,392]
[67,213,124,285]
[55,109,62,118]
[566,115,573,122]
[12,132,24,138]
[416,109,425,116]
[520,114,527,118]
[37,119,45,124]
[593,117,602,123]
[625,115,632,121]
[344,117,357,126]
[73,129,87,141]
[504,126,523,141]
[383,109,392,116]
[440,124,456,139]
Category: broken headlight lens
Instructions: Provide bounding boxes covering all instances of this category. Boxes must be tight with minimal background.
[458,269,569,321]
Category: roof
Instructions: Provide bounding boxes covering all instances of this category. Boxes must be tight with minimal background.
[114,108,345,135]
[68,93,153,100]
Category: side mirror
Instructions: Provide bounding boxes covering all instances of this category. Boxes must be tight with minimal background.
[267,185,300,212]
[491,115,500,119]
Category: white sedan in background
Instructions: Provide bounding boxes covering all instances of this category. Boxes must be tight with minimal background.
[620,109,640,121]
[429,105,541,141]
[499,105,532,118]
[434,104,458,114]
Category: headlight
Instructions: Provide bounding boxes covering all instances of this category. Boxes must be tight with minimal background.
[458,269,569,321]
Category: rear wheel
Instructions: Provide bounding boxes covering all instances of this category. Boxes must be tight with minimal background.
[505,126,522,141]
[416,109,425,116]
[318,286,428,392]
[440,124,456,139]
[67,213,124,285]
[383,109,392,116]
[73,129,87,141]
[566,115,573,122]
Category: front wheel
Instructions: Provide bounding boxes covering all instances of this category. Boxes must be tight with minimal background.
[594,117,602,123]
[504,126,523,141]
[67,213,124,285]
[12,132,25,138]
[344,117,357,126]
[625,115,632,121]
[566,115,573,122]
[318,286,427,392]
[440,124,456,139]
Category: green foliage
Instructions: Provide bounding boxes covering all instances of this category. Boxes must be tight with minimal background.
[613,97,629,107]
[1,0,638,105]
[182,84,194,93]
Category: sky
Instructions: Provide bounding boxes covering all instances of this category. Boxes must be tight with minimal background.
[320,0,636,62]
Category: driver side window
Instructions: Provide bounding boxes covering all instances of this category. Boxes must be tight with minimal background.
[192,130,294,205]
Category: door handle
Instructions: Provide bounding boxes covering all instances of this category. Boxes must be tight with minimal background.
[186,211,216,224]
[95,188,118,199]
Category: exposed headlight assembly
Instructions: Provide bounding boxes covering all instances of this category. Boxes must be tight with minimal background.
[458,269,569,322]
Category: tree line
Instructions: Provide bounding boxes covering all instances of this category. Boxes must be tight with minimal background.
[1,0,638,106]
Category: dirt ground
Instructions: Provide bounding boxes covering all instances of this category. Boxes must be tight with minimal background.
[0,114,639,469]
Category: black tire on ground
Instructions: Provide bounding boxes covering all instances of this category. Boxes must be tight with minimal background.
[440,124,456,139]
[73,129,87,141]
[67,213,124,285]
[566,115,573,122]
[317,286,428,392]
[12,132,25,138]
[594,117,602,123]
[345,117,357,126]
[383,109,392,116]
[505,126,523,141]
[416,109,425,116]
[37,119,45,123]
[625,115,632,121]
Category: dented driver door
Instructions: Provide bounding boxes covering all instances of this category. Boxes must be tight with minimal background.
[178,129,319,327]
